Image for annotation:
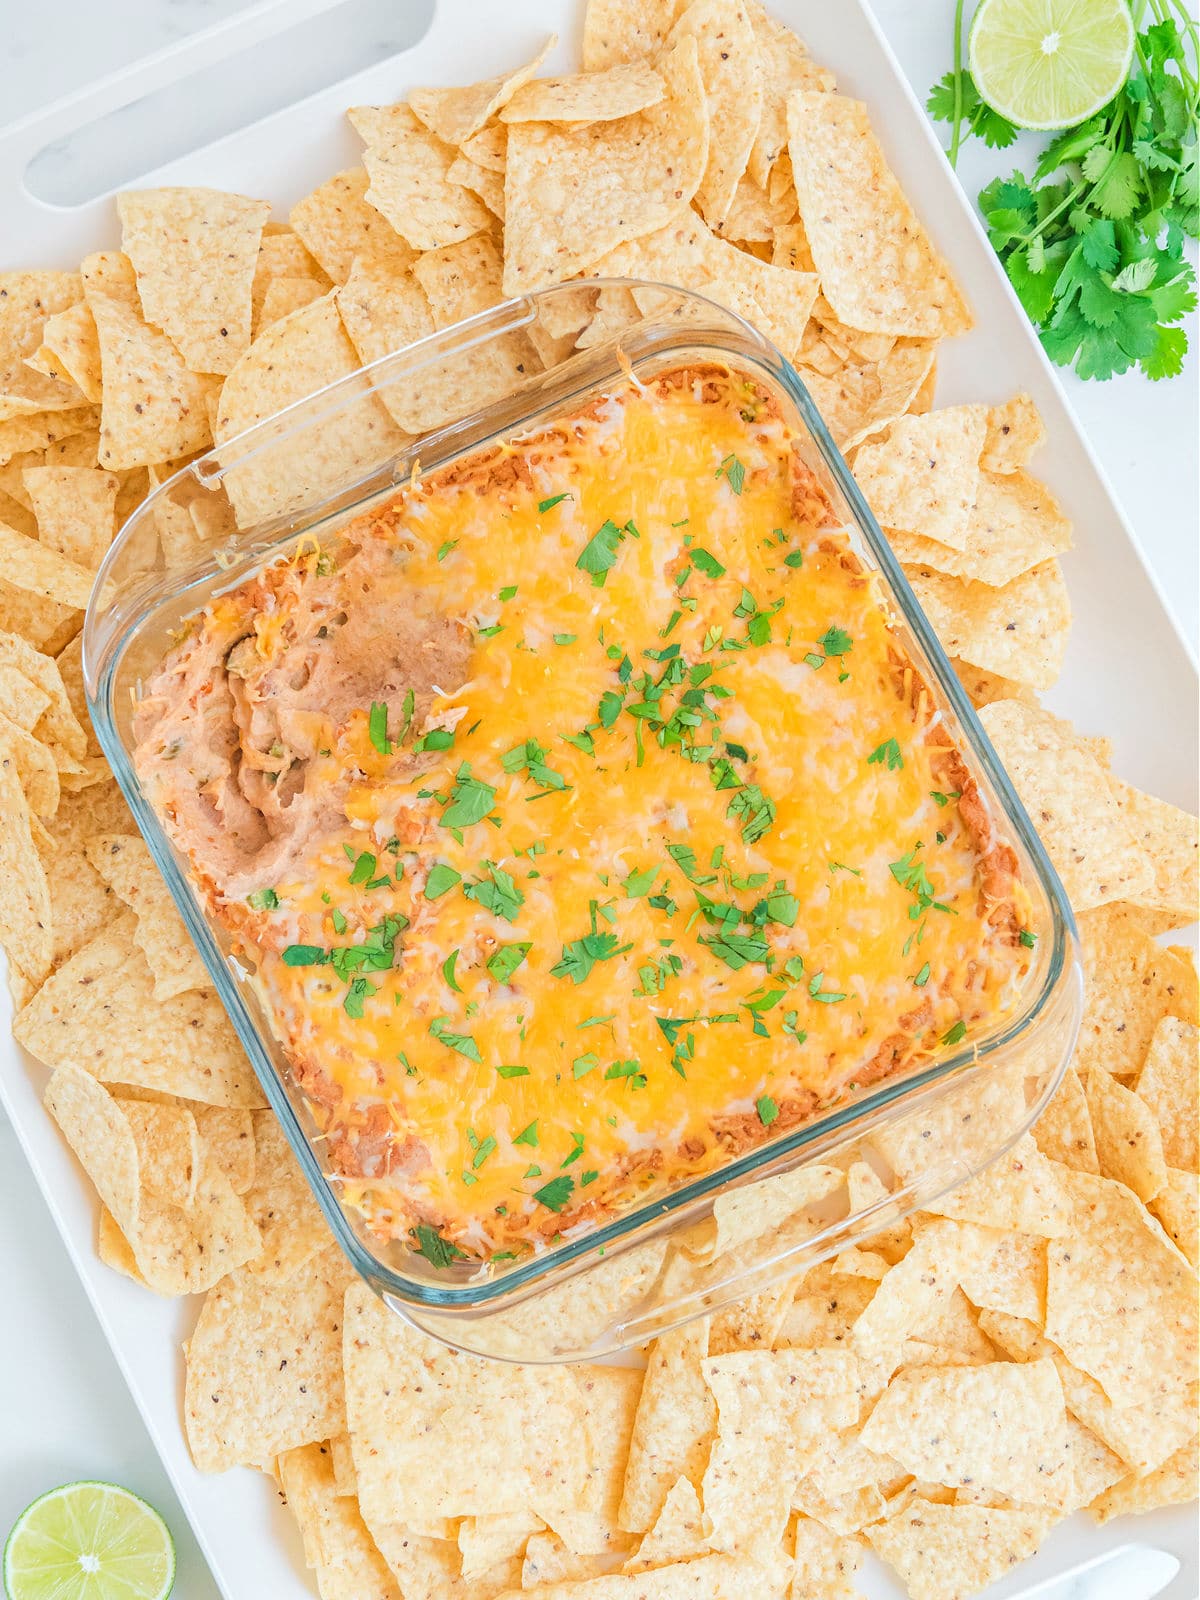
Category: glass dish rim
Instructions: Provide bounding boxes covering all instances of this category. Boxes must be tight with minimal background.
[84,277,1080,1315]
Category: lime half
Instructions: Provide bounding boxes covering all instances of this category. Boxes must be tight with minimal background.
[968,0,1135,130]
[3,1482,175,1600]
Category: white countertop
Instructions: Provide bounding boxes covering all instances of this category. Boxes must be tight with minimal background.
[0,5,1196,1598]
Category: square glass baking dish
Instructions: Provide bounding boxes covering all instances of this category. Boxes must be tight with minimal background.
[84,280,1082,1362]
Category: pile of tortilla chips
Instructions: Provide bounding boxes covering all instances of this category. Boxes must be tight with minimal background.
[1,0,1196,1595]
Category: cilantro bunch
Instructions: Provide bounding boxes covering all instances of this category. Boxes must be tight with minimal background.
[929,0,1199,380]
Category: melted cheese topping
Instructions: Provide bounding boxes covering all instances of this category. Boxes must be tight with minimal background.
[141,366,1031,1262]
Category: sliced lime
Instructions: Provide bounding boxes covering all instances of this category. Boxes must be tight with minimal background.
[3,1481,175,1600]
[968,0,1135,130]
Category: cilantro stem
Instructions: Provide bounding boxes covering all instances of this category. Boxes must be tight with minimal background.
[949,0,967,170]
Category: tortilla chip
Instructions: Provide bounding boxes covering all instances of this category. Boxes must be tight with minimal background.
[0,520,93,611]
[1111,779,1199,926]
[1045,1164,1198,1407]
[788,92,971,338]
[1135,1015,1198,1170]
[412,234,539,415]
[947,657,1032,711]
[849,1219,978,1379]
[185,1245,352,1470]
[23,465,118,570]
[920,1136,1072,1236]
[279,1444,402,1599]
[1088,1433,1200,1524]
[1151,1167,1198,1267]
[592,212,818,358]
[618,1318,714,1532]
[854,406,986,551]
[97,1205,146,1283]
[866,1500,1050,1600]
[411,36,556,145]
[0,746,52,982]
[85,290,218,470]
[811,294,896,364]
[708,1162,843,1259]
[707,1282,795,1353]
[116,1095,201,1206]
[255,275,326,335]
[701,1348,860,1552]
[716,176,795,243]
[887,468,1072,587]
[1032,1066,1099,1173]
[981,393,1045,472]
[623,1477,706,1573]
[668,0,762,229]
[117,188,269,374]
[243,1109,331,1283]
[502,35,708,296]
[779,1276,876,1351]
[44,1068,141,1232]
[0,406,99,471]
[520,1531,621,1587]
[860,1358,1070,1504]
[84,832,210,1000]
[335,262,432,426]
[191,1105,255,1194]
[1084,1067,1168,1202]
[327,1433,357,1497]
[582,0,682,70]
[0,628,88,762]
[0,663,50,731]
[348,105,493,252]
[342,1279,588,1526]
[576,287,644,349]
[558,1365,643,1529]
[746,2,834,189]
[15,912,264,1106]
[289,168,414,286]
[788,1515,861,1600]
[943,1222,1046,1322]
[27,302,103,404]
[457,1511,542,1579]
[1075,904,1196,1078]
[446,154,506,220]
[0,710,60,815]
[214,290,404,525]
[0,272,84,422]
[799,340,936,454]
[502,62,665,124]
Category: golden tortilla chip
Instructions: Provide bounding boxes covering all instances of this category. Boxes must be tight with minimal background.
[342,1278,589,1526]
[278,1443,402,1598]
[27,301,103,404]
[1088,1433,1199,1524]
[0,628,88,761]
[242,1111,329,1283]
[502,35,708,296]
[778,1278,876,1351]
[117,1095,201,1207]
[349,105,493,252]
[0,406,98,470]
[23,465,118,570]
[117,188,270,374]
[413,234,540,416]
[866,1500,1051,1600]
[333,262,424,424]
[458,123,509,174]
[582,0,682,71]
[789,1514,861,1600]
[920,1135,1072,1236]
[184,1245,353,1470]
[746,1,835,189]
[799,341,936,454]
[572,1366,644,1526]
[716,175,794,244]
[1084,1067,1168,1202]
[0,744,53,982]
[908,1283,997,1363]
[849,1219,979,1380]
[502,62,666,124]
[1136,1015,1198,1170]
[1032,1066,1099,1173]
[215,290,404,525]
[945,1222,1045,1323]
[668,0,762,229]
[887,468,1072,587]
[255,275,326,335]
[15,912,264,1106]
[446,153,506,220]
[1045,1164,1198,1407]
[854,406,986,551]
[44,1068,141,1233]
[1111,779,1199,926]
[708,1162,843,1259]
[981,393,1045,472]
[86,290,218,470]
[0,710,60,815]
[458,1510,542,1579]
[0,663,50,730]
[328,1432,357,1497]
[623,1477,705,1573]
[1150,1166,1198,1267]
[192,1105,255,1195]
[0,519,93,611]
[707,1282,796,1354]
[860,1358,1070,1504]
[0,272,84,423]
[907,561,1071,691]
[947,655,1034,709]
[618,1318,714,1533]
[593,212,818,358]
[288,168,414,286]
[84,832,210,1000]
[788,91,971,338]
[97,1205,146,1284]
[982,703,1155,910]
[410,37,555,145]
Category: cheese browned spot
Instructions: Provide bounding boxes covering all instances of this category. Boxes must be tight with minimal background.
[134,364,1031,1261]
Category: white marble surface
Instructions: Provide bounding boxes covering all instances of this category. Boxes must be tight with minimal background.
[0,5,1196,1599]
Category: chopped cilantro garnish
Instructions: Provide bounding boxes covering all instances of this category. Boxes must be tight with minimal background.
[412,1223,465,1267]
[756,1094,780,1127]
[441,765,496,829]
[868,737,904,772]
[538,493,570,513]
[424,862,462,899]
[931,789,962,807]
[573,1052,599,1079]
[829,861,862,877]
[692,547,726,578]
[728,783,776,844]
[472,1135,497,1170]
[429,1016,481,1061]
[819,626,853,657]
[487,942,530,984]
[1019,928,1038,949]
[914,962,932,987]
[436,539,458,561]
[561,1132,585,1168]
[553,632,577,645]
[715,453,746,494]
[514,1121,539,1148]
[576,518,627,587]
[348,850,376,886]
[246,887,278,911]
[622,865,658,898]
[282,944,325,966]
[498,584,517,601]
[368,701,391,755]
[495,1063,529,1079]
[551,929,630,985]
[441,949,462,992]
[331,908,348,935]
[534,1174,574,1211]
[700,931,770,970]
[808,971,847,1004]
[344,977,377,1018]
[784,549,804,568]
[666,842,716,885]
[502,737,567,791]
[942,1019,968,1047]
[413,727,455,753]
[464,861,525,922]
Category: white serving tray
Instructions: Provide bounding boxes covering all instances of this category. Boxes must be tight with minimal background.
[0,3,1195,1596]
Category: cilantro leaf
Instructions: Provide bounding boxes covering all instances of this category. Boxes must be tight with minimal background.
[487,942,531,983]
[576,519,627,587]
[413,1224,466,1268]
[441,765,496,829]
[533,1174,574,1212]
